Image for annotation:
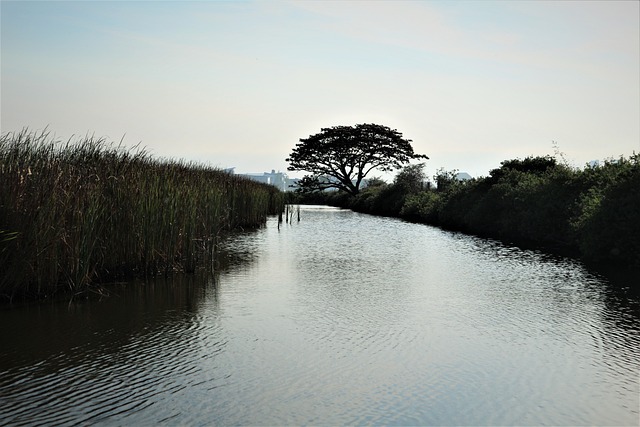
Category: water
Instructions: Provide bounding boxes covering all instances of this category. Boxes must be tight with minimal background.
[1,206,639,426]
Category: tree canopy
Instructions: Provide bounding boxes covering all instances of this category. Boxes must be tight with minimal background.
[286,123,428,195]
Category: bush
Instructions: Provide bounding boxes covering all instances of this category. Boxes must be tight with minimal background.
[572,155,640,265]
[400,191,441,222]
[295,153,640,269]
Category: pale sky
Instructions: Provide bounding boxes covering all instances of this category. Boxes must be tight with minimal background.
[2,0,639,180]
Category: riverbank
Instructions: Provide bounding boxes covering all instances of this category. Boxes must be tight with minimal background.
[289,154,640,272]
[0,130,284,301]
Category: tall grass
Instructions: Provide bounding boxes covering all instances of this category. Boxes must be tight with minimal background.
[0,129,284,300]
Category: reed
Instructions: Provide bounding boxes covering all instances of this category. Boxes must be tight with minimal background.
[0,129,284,300]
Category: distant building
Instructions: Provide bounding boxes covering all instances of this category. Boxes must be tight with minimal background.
[228,169,385,192]
[234,169,297,192]
[456,172,473,181]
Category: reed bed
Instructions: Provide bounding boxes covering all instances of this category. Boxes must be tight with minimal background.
[0,129,284,300]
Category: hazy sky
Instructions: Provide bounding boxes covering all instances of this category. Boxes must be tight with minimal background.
[2,0,639,180]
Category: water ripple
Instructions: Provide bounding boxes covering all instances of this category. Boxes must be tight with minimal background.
[1,207,639,426]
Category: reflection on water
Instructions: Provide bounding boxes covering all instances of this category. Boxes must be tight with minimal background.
[0,273,221,425]
[1,206,639,426]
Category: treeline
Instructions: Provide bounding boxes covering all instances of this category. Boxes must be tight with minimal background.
[0,130,284,300]
[291,154,640,268]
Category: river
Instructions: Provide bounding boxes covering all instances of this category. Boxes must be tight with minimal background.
[1,205,639,426]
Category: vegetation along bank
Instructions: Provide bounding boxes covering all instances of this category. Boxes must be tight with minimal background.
[0,130,284,301]
[291,154,640,269]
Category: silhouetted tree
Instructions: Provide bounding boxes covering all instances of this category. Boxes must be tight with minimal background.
[286,123,428,195]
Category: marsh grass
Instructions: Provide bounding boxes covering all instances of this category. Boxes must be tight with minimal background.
[0,129,284,300]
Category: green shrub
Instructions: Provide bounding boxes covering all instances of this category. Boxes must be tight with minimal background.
[400,190,441,222]
[292,153,640,269]
[347,154,640,268]
[573,155,640,265]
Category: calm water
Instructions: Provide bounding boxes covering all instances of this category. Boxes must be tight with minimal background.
[1,206,639,426]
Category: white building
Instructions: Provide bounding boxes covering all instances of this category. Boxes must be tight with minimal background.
[235,169,297,192]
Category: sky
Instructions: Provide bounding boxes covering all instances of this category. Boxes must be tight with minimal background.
[1,0,639,180]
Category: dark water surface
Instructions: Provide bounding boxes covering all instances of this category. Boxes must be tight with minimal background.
[1,206,639,426]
